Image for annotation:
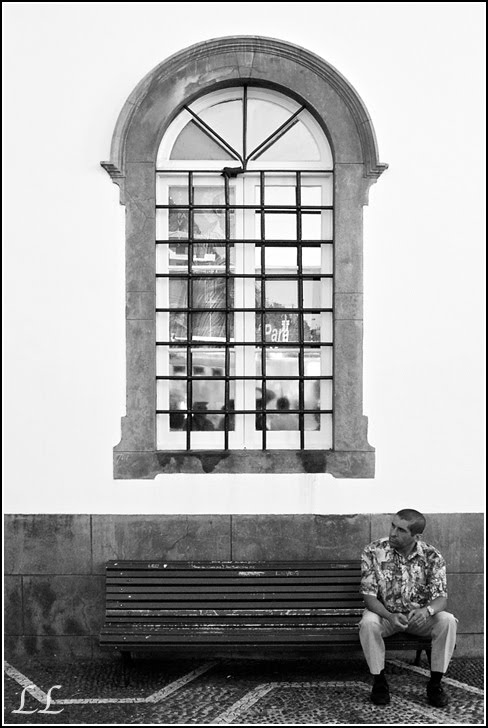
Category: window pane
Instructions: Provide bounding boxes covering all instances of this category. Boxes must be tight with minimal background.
[169,312,187,342]
[197,99,243,158]
[260,313,300,342]
[247,98,294,156]
[302,210,333,240]
[264,213,297,240]
[169,243,189,271]
[264,185,296,206]
[302,246,320,273]
[191,243,233,273]
[264,347,300,376]
[265,280,298,309]
[191,347,234,376]
[265,246,297,272]
[169,278,188,308]
[255,121,320,161]
[304,311,333,342]
[171,120,235,160]
[192,278,231,308]
[191,312,229,341]
[302,279,321,308]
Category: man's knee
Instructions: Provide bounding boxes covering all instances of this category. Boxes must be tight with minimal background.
[433,611,457,632]
[359,609,383,633]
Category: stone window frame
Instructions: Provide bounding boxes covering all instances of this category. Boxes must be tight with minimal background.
[102,36,387,479]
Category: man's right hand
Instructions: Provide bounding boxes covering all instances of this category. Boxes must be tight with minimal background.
[387,613,409,630]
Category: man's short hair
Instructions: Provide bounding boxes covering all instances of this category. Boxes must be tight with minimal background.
[396,509,426,536]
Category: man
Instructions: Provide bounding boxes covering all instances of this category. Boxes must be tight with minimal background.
[359,509,457,707]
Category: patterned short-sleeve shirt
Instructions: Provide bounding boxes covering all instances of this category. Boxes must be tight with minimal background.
[360,537,447,613]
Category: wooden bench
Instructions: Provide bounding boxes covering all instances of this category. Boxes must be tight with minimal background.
[100,560,431,663]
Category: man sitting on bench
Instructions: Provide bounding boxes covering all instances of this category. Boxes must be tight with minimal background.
[359,508,457,707]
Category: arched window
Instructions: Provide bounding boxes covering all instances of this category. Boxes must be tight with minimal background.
[156,87,333,451]
[102,37,387,478]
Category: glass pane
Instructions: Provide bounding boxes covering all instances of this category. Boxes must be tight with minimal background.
[170,348,187,375]
[265,380,299,408]
[265,246,297,272]
[169,187,189,205]
[192,277,231,308]
[247,98,294,156]
[170,383,187,430]
[191,243,233,273]
[260,313,299,342]
[305,414,333,448]
[302,210,333,240]
[302,174,333,205]
[166,209,188,240]
[191,347,235,376]
[255,120,320,161]
[302,279,321,308]
[198,99,243,157]
[193,211,226,239]
[267,413,300,431]
[193,184,225,205]
[265,280,298,308]
[303,311,334,342]
[169,278,188,308]
[264,348,300,377]
[255,247,262,274]
[264,185,296,206]
[170,312,187,342]
[171,120,235,160]
[300,186,321,206]
[264,213,297,240]
[191,312,228,341]
[302,246,321,273]
[169,243,189,272]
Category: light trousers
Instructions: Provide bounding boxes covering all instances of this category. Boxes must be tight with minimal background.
[359,609,457,675]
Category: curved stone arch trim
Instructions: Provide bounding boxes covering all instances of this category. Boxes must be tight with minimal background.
[102,36,387,183]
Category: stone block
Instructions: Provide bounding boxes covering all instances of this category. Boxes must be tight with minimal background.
[370,513,483,572]
[22,576,105,636]
[447,573,484,634]
[92,515,231,573]
[335,293,363,321]
[4,515,91,575]
[126,291,154,320]
[4,636,95,662]
[232,514,370,561]
[4,576,22,635]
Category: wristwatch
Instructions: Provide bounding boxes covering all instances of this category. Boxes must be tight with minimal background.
[426,605,435,617]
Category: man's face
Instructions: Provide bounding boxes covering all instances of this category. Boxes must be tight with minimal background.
[389,515,418,554]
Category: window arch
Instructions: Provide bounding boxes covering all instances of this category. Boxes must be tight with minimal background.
[102,37,387,478]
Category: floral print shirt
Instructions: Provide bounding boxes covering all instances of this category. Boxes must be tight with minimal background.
[360,537,447,613]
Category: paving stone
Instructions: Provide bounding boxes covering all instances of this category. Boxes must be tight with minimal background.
[3,657,484,725]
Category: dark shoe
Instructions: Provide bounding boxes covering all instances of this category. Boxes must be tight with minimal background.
[371,677,390,705]
[427,681,449,707]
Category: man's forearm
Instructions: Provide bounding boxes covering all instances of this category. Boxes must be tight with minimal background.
[362,594,392,619]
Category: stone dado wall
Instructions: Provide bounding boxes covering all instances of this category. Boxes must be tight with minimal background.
[4,514,483,661]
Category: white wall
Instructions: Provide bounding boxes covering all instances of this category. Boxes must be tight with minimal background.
[3,2,485,514]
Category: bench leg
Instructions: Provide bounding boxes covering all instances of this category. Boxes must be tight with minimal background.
[413,647,431,667]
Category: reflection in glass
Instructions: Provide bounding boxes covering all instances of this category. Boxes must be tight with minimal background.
[265,280,298,309]
[169,312,187,342]
[169,278,188,308]
[191,244,231,273]
[264,347,300,377]
[169,243,189,271]
[191,312,228,341]
[170,348,187,375]
[193,211,226,239]
[168,209,189,239]
[192,277,232,308]
[267,413,300,431]
[259,313,299,342]
[265,379,299,409]
[191,348,235,376]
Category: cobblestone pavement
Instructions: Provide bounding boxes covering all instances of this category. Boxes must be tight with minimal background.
[3,656,485,725]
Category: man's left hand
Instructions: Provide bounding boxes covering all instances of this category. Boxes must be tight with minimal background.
[407,607,429,628]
